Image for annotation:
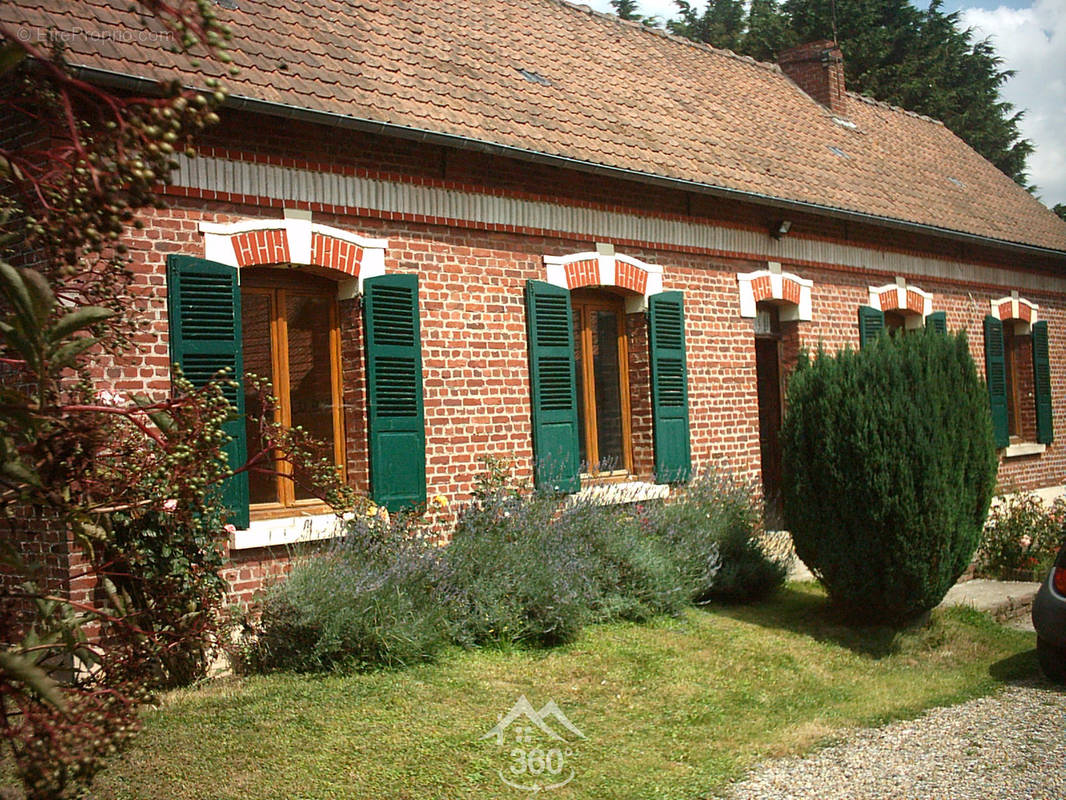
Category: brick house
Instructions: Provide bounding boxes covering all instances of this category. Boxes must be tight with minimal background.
[8,0,1066,606]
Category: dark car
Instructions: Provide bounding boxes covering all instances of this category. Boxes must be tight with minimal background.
[1032,540,1066,683]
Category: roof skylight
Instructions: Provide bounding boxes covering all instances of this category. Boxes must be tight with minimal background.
[517,68,552,86]
[947,177,966,188]
[832,117,857,129]
[827,145,850,159]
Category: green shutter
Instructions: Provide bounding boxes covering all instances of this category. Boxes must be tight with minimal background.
[1032,320,1053,444]
[857,305,885,348]
[524,280,580,493]
[363,274,426,511]
[983,315,1009,449]
[925,311,947,334]
[166,255,249,529]
[648,291,691,484]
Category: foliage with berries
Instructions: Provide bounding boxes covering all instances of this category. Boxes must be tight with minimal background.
[0,4,353,798]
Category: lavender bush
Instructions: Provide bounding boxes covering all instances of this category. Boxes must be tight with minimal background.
[243,464,783,672]
[244,509,447,672]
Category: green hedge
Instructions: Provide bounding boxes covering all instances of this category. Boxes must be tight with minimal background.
[781,328,997,623]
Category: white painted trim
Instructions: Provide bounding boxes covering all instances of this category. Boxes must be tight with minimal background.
[355,240,388,291]
[310,222,389,250]
[173,155,1066,296]
[990,295,1039,328]
[545,261,567,288]
[1003,442,1047,459]
[199,218,290,237]
[287,216,313,264]
[868,281,933,321]
[567,481,669,507]
[196,212,388,293]
[543,250,663,312]
[230,512,347,550]
[542,250,662,275]
[616,253,664,275]
[736,266,814,321]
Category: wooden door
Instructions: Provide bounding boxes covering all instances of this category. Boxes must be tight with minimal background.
[755,336,783,526]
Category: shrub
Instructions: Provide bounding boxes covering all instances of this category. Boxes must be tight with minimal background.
[104,509,228,688]
[441,488,595,648]
[245,511,447,672]
[440,460,686,648]
[245,464,787,669]
[644,471,785,603]
[712,521,790,603]
[559,499,685,623]
[978,493,1066,581]
[781,329,998,623]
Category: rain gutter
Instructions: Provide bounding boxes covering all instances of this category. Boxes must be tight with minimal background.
[75,65,1066,262]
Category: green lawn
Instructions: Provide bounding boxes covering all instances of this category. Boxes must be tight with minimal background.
[82,583,1035,800]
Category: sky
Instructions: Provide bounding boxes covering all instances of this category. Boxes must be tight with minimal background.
[582,0,1066,210]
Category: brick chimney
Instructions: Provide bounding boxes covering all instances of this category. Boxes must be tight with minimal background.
[778,40,847,114]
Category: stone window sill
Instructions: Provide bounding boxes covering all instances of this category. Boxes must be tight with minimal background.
[230,511,348,550]
[568,481,669,507]
[1003,442,1046,459]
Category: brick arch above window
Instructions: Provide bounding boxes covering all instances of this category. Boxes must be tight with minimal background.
[868,280,932,322]
[737,262,813,321]
[991,293,1039,334]
[543,248,663,313]
[198,211,387,298]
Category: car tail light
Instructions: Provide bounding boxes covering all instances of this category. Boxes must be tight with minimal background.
[1054,566,1066,596]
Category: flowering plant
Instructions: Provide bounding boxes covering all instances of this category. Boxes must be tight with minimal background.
[977,492,1066,581]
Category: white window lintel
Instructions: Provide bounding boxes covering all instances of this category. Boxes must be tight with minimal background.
[543,250,663,313]
[198,211,387,293]
[736,264,814,321]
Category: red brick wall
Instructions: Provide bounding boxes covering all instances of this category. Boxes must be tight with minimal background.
[220,547,296,609]
[52,115,1066,608]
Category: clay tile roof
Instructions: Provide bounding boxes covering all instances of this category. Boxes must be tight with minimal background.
[7,0,1066,253]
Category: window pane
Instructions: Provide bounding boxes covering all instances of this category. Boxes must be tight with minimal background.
[884,310,907,332]
[592,310,624,470]
[240,291,278,505]
[286,294,337,501]
[573,311,587,469]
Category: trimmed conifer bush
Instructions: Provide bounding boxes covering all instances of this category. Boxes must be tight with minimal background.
[781,327,998,623]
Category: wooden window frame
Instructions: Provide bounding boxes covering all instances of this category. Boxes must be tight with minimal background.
[571,289,633,478]
[1003,324,1033,442]
[242,270,346,518]
[1004,325,1020,439]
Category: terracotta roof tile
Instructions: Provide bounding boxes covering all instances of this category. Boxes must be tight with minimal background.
[7,0,1065,252]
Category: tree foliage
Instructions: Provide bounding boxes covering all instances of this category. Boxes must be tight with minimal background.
[668,0,747,52]
[610,0,642,19]
[780,329,998,624]
[609,0,663,26]
[744,0,797,62]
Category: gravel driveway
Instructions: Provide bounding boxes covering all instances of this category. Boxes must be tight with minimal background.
[722,681,1066,800]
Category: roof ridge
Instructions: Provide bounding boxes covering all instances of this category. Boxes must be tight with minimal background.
[847,91,946,126]
[557,1,947,126]
[554,0,784,75]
